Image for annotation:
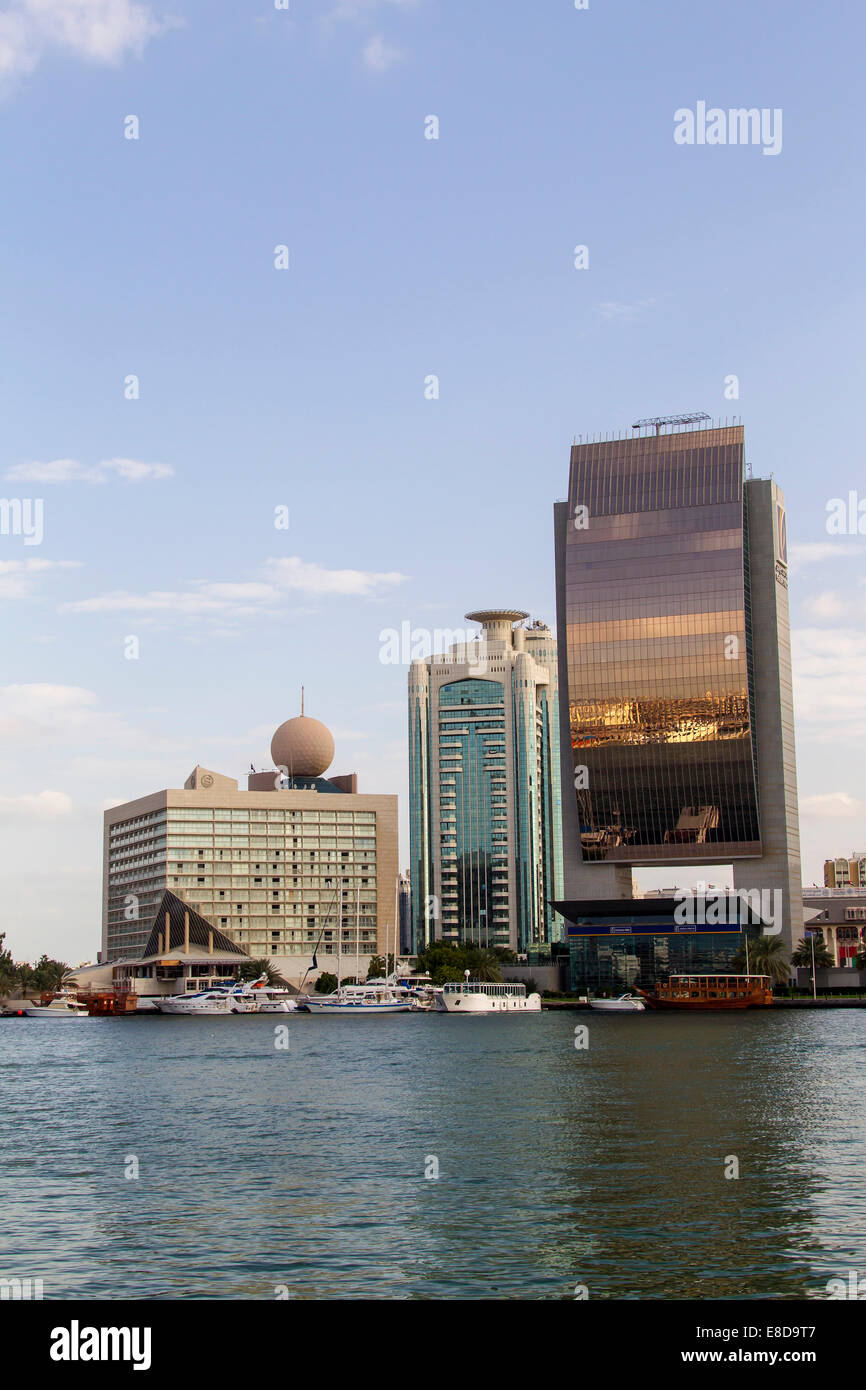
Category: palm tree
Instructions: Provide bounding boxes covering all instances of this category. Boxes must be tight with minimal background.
[749,935,791,987]
[791,932,834,970]
[238,957,288,986]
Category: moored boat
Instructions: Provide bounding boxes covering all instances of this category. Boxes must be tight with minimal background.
[23,997,90,1019]
[589,993,646,1012]
[434,977,541,1014]
[304,981,414,1014]
[637,973,773,1010]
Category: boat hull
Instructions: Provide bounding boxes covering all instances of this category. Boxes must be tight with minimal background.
[304,1001,413,1014]
[589,999,646,1012]
[23,1007,90,1019]
[435,993,542,1014]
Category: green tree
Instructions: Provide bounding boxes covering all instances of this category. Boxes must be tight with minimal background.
[0,934,17,996]
[238,958,288,985]
[791,931,834,970]
[315,972,338,994]
[14,962,36,996]
[750,934,791,987]
[366,954,395,979]
[414,941,504,986]
[30,955,77,992]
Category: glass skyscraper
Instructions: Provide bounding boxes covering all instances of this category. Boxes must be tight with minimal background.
[408,610,564,955]
[553,421,803,983]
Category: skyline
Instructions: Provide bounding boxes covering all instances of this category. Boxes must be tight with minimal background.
[2,0,866,962]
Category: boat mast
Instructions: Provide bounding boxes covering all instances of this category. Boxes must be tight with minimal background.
[355,880,360,984]
[337,878,343,991]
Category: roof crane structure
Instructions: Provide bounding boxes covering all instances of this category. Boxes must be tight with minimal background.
[632,411,711,435]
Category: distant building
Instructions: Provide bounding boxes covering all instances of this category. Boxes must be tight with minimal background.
[824,853,866,889]
[408,609,564,954]
[102,710,398,986]
[802,888,866,967]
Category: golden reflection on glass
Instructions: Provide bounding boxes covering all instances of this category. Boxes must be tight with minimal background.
[566,428,761,863]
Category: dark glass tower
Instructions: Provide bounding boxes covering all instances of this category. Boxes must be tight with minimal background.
[553,421,802,981]
[563,426,759,862]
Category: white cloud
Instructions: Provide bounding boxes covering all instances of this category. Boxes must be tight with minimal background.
[0,0,172,80]
[60,558,407,618]
[362,32,403,70]
[63,581,280,616]
[800,792,865,819]
[327,0,416,23]
[788,540,864,572]
[5,457,173,484]
[595,298,656,322]
[0,558,81,598]
[0,789,73,818]
[0,683,108,741]
[265,556,407,597]
[792,628,866,735]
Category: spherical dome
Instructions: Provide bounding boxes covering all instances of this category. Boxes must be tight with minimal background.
[271,715,335,778]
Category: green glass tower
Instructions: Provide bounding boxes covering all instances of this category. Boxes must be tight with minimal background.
[408,610,564,954]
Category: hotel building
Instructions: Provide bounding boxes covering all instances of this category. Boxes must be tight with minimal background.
[102,711,398,985]
[408,609,564,954]
[553,420,803,989]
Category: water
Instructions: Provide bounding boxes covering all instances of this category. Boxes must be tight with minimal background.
[2,1009,865,1299]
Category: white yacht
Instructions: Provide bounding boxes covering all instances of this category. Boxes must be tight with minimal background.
[152,988,237,1015]
[24,997,90,1019]
[435,977,541,1014]
[588,993,646,1013]
[250,986,299,1013]
[304,981,414,1015]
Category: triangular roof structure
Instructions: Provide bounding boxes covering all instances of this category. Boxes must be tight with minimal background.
[141,889,248,959]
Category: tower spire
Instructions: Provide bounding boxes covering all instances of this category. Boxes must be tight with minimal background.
[301,685,305,716]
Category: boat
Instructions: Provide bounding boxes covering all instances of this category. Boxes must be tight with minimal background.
[151,988,237,1015]
[23,997,90,1019]
[249,985,299,1013]
[434,976,541,1014]
[304,981,414,1015]
[589,993,646,1012]
[637,973,774,1010]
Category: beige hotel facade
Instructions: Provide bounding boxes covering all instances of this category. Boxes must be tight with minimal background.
[102,714,398,987]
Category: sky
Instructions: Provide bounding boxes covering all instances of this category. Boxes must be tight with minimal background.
[1,0,864,963]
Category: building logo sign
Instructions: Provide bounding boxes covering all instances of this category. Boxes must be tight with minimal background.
[774,501,788,587]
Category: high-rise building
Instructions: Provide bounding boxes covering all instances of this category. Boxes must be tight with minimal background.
[408,609,563,953]
[553,420,803,988]
[102,711,398,985]
[824,853,866,888]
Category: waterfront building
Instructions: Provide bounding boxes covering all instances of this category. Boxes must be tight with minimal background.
[408,609,564,953]
[553,419,803,990]
[802,888,866,967]
[824,853,866,889]
[102,711,398,986]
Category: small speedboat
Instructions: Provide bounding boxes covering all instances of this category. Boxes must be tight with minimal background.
[24,998,90,1019]
[588,993,646,1012]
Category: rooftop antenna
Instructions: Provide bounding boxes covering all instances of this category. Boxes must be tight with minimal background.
[632,411,711,435]
[301,685,304,716]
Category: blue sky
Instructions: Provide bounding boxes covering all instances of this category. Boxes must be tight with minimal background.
[2,0,864,962]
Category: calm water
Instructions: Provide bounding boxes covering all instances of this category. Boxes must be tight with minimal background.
[2,1009,865,1299]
